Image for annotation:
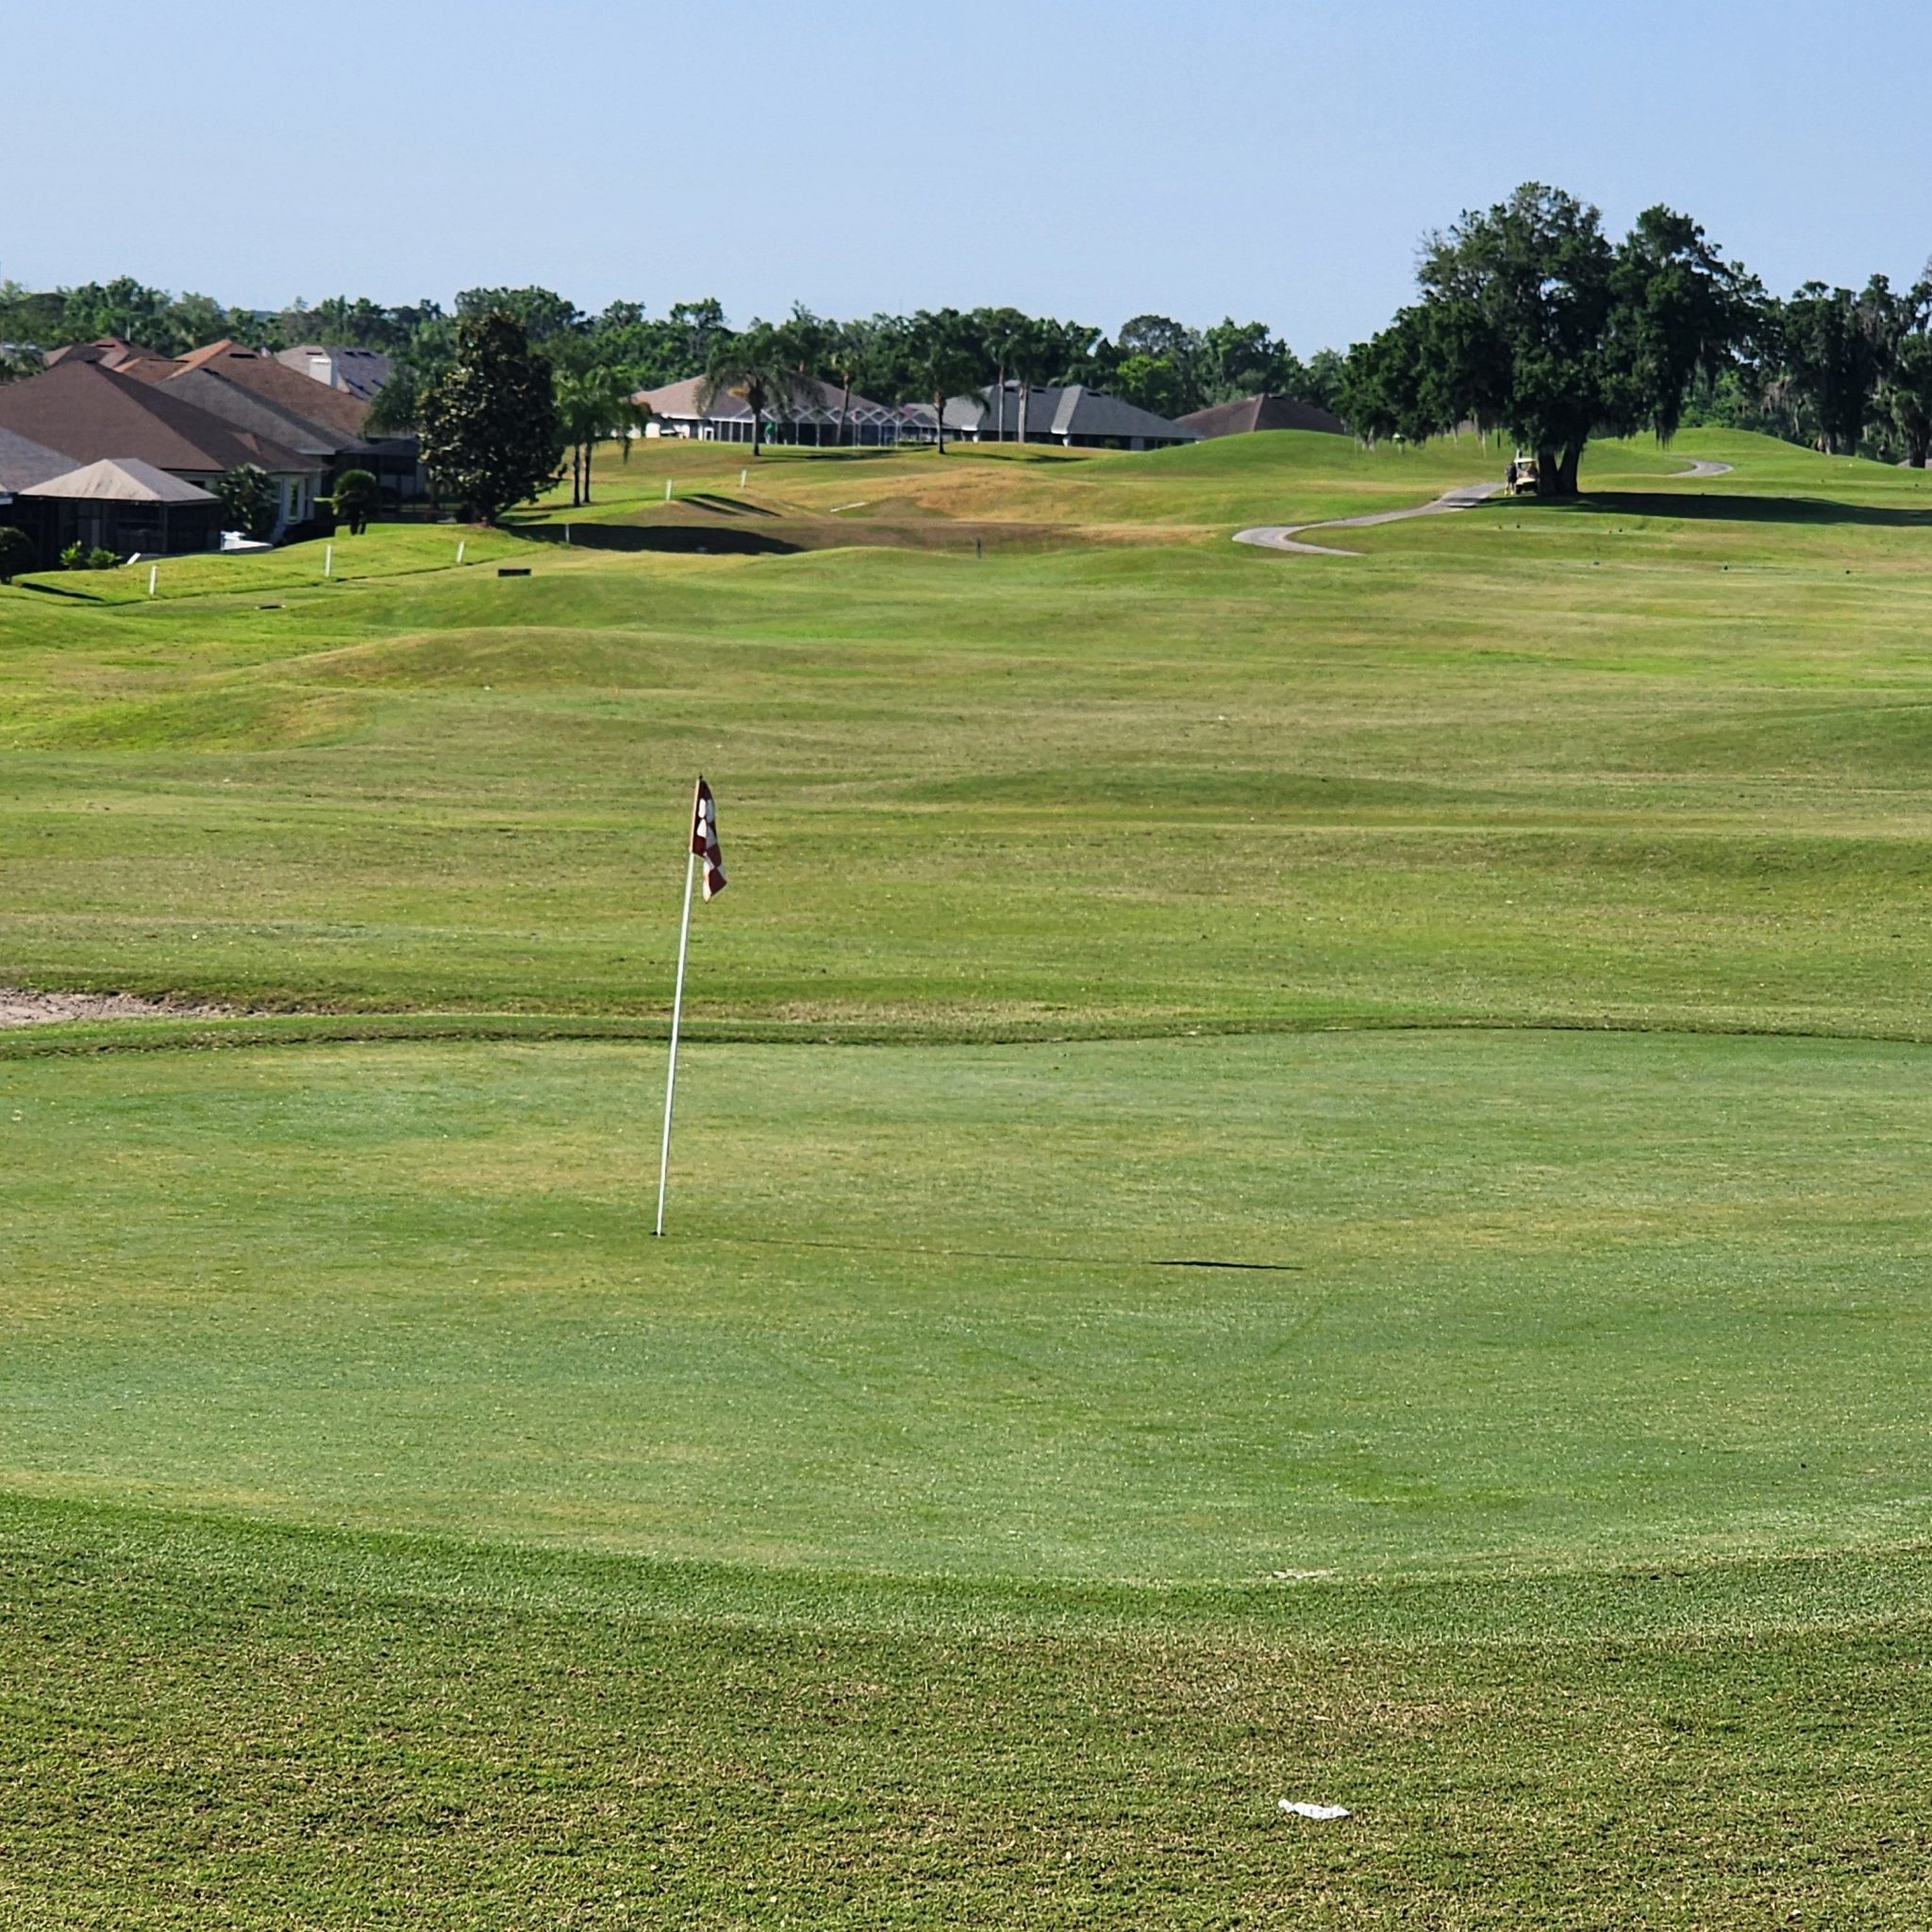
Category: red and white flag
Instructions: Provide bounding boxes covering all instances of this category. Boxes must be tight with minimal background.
[691,776,726,899]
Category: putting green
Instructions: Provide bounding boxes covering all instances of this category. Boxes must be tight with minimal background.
[7,1027,1927,1584]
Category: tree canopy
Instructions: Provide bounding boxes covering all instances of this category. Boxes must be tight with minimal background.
[417,312,562,523]
[1341,184,1756,494]
[28,213,1932,468]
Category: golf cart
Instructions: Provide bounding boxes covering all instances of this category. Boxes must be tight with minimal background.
[1505,452,1540,496]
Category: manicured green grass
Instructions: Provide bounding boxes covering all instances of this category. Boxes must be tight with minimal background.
[6,430,1932,1037]
[7,1030,1931,1580]
[7,425,1932,1924]
[14,522,529,604]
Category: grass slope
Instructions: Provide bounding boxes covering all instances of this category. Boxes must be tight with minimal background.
[6,431,1932,1037]
[8,1497,1932,1930]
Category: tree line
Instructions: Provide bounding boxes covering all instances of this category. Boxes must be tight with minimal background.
[16,195,1932,502]
[0,276,1339,436]
[1337,182,1932,493]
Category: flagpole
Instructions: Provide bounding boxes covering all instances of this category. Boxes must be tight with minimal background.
[655,847,698,1237]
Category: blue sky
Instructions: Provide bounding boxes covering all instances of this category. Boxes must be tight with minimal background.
[9,0,1932,352]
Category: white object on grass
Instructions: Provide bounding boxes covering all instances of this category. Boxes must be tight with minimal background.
[1279,1802,1350,1821]
[457,540,466,565]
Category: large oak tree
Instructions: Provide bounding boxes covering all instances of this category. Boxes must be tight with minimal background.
[1341,184,1755,496]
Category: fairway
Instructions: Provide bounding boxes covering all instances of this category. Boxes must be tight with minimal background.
[8,429,1932,1924]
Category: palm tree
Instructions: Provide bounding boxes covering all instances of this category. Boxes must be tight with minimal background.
[697,324,809,458]
[826,319,874,446]
[555,369,649,503]
[612,390,652,464]
[906,310,986,456]
[553,370,598,506]
[974,308,1028,441]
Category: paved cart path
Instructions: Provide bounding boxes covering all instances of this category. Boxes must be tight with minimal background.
[1233,456,1738,556]
[1233,482,1504,556]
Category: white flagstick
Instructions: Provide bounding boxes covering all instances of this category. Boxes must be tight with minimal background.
[655,844,698,1237]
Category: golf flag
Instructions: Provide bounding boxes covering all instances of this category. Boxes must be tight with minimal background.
[658,775,725,1236]
[691,776,726,899]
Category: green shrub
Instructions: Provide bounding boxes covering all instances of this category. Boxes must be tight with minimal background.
[213,464,280,541]
[0,525,32,584]
[329,467,379,534]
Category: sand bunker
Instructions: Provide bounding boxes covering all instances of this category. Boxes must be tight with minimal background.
[0,988,236,1028]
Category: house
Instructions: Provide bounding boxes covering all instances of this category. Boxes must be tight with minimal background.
[1175,393,1346,439]
[16,458,222,561]
[276,343,391,402]
[634,375,911,445]
[42,336,168,373]
[0,425,74,562]
[0,359,324,537]
[139,341,425,508]
[942,383,1197,450]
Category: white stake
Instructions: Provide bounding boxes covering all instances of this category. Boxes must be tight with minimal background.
[324,543,333,577]
[656,846,698,1237]
[565,523,572,545]
[665,477,673,501]
[147,564,158,596]
[740,468,748,490]
[457,539,466,564]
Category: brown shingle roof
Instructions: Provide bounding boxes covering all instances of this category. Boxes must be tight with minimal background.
[0,425,71,492]
[0,360,321,475]
[635,374,898,424]
[168,341,372,441]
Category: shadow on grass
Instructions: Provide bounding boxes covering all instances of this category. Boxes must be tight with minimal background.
[515,524,799,556]
[680,492,779,516]
[1552,491,1932,528]
[17,579,107,601]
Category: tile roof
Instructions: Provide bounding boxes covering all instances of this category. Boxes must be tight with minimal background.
[0,359,321,475]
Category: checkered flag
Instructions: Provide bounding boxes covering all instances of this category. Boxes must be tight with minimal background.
[658,774,728,1236]
[691,776,726,900]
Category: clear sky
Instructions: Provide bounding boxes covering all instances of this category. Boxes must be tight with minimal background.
[8,0,1932,352]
